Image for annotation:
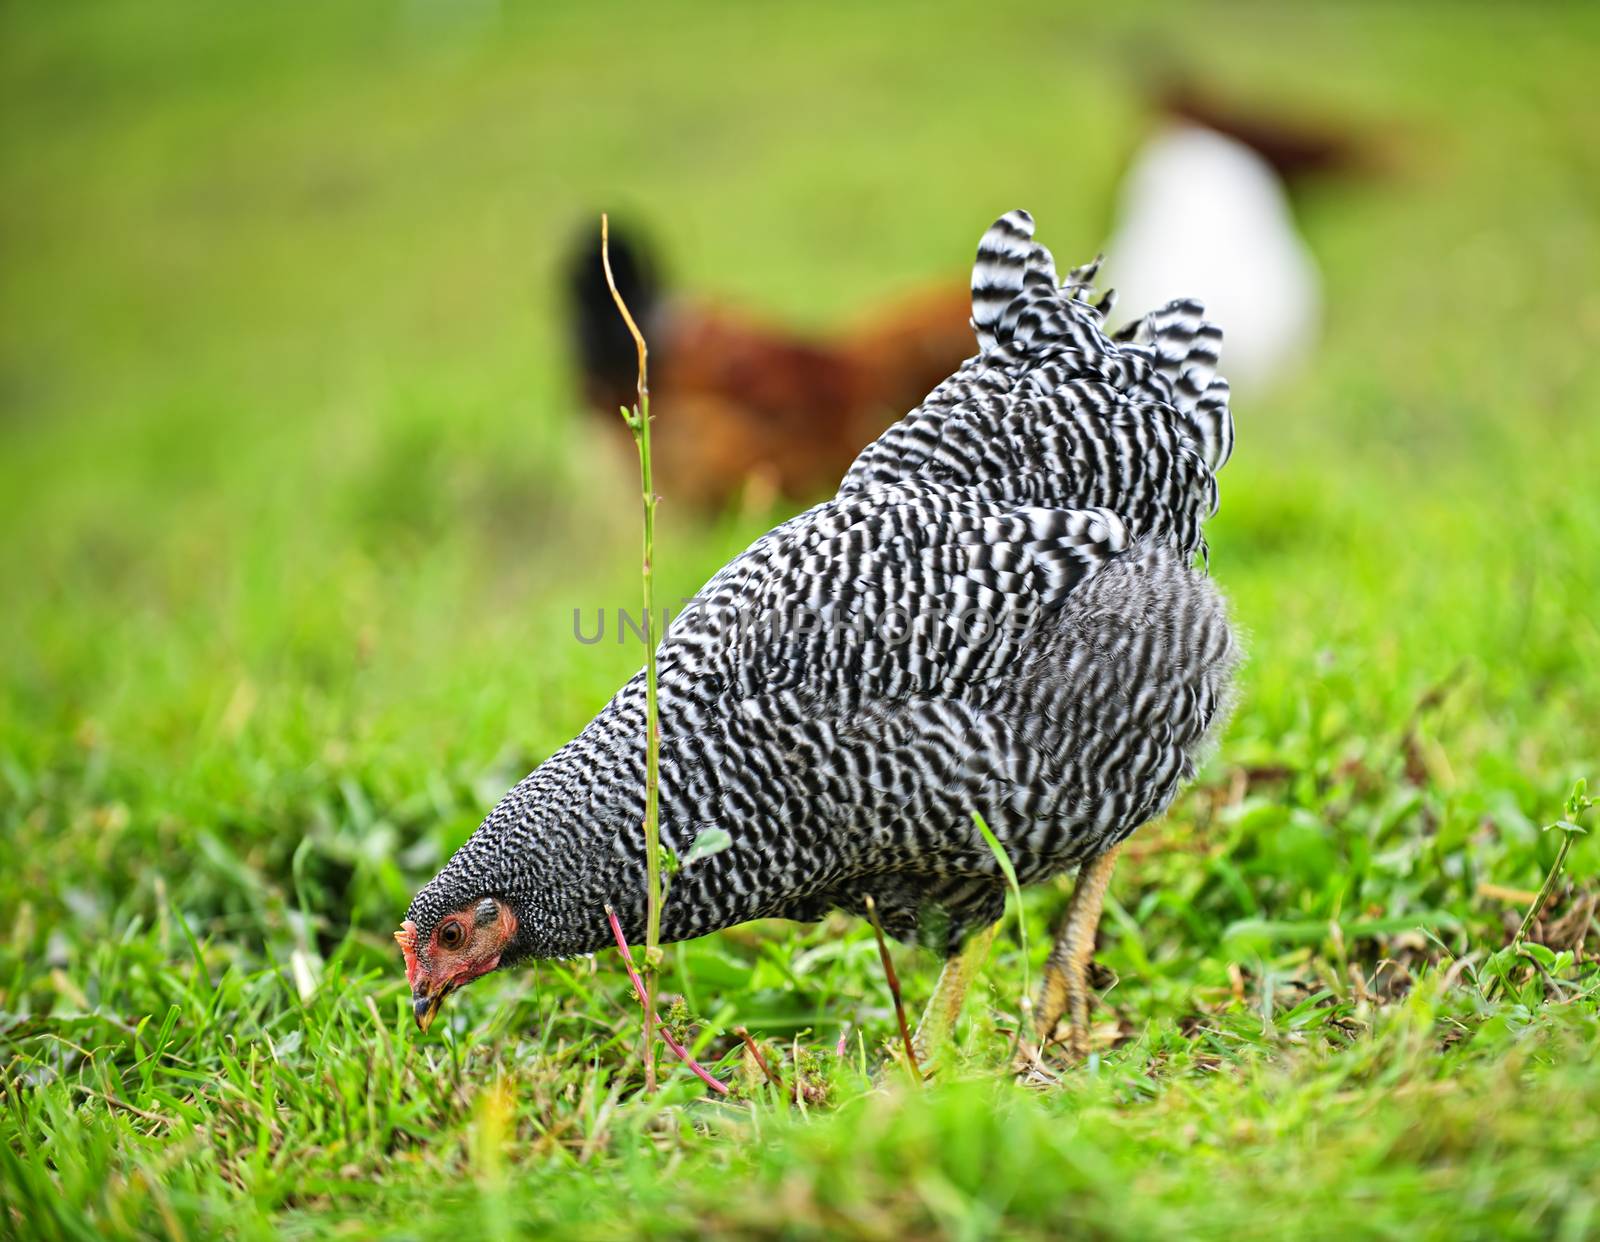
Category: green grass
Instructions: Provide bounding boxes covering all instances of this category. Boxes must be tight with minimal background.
[3,1,1600,1238]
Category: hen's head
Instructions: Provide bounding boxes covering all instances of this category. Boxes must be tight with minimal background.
[395,893,518,1032]
[398,743,635,1030]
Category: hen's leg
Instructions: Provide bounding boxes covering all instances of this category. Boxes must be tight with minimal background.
[913,922,998,1059]
[1036,844,1121,1058]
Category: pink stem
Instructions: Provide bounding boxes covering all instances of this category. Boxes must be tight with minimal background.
[605,906,729,1095]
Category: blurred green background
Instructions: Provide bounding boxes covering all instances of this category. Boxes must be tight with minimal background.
[3,2,1599,1239]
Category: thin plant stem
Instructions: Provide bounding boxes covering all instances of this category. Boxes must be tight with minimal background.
[601,213,663,1094]
[1486,780,1591,1001]
[973,811,1035,1063]
[734,1026,783,1093]
[605,907,728,1095]
[1511,832,1576,953]
[863,895,922,1085]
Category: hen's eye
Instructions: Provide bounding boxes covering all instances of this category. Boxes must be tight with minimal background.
[439,921,465,950]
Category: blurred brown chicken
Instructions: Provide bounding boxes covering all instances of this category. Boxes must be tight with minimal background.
[1156,77,1375,184]
[566,223,973,511]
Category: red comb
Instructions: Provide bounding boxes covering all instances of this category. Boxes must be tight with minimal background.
[395,920,422,988]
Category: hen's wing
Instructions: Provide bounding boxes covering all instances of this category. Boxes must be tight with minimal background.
[665,485,1129,708]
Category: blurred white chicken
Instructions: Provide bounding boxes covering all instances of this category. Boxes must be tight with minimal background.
[1106,123,1321,395]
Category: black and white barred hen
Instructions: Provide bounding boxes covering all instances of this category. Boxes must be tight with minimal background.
[399,210,1238,1057]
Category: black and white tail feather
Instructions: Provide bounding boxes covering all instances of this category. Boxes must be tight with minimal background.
[841,208,1233,560]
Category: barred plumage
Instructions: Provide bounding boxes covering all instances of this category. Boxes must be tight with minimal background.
[402,210,1238,1014]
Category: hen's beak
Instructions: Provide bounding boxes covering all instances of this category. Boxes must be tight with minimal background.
[412,982,452,1032]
